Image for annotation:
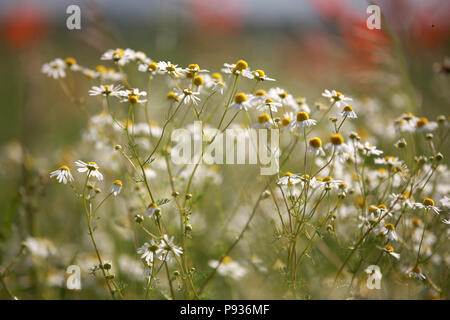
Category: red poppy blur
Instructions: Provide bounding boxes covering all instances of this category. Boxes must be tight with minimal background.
[1,4,47,49]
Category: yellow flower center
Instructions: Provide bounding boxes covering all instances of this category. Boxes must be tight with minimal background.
[258,113,271,124]
[254,69,265,78]
[113,180,122,186]
[167,91,180,102]
[212,72,222,80]
[384,245,394,252]
[148,203,158,208]
[368,205,378,213]
[378,204,387,210]
[296,112,309,122]
[193,75,204,86]
[112,50,123,61]
[265,98,274,104]
[417,117,429,128]
[309,137,322,148]
[385,223,395,231]
[279,91,287,99]
[323,176,333,182]
[128,95,138,103]
[148,62,158,71]
[343,105,353,112]
[284,171,293,176]
[296,97,305,105]
[95,65,107,73]
[59,165,70,171]
[281,117,291,127]
[65,57,76,66]
[333,92,342,100]
[87,162,98,171]
[234,93,248,104]
[222,256,233,264]
[255,89,266,96]
[188,64,200,72]
[423,198,434,206]
[330,133,344,145]
[235,60,248,71]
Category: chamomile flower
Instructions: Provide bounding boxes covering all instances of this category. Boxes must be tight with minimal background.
[329,133,348,152]
[290,112,317,130]
[378,223,399,241]
[253,69,275,81]
[268,87,298,110]
[88,84,122,97]
[378,244,400,259]
[75,160,103,181]
[230,93,251,111]
[41,58,66,79]
[177,88,200,106]
[375,156,403,167]
[407,266,426,280]
[183,63,209,78]
[414,198,440,214]
[393,118,415,133]
[322,89,352,108]
[110,180,123,196]
[118,89,147,104]
[146,203,161,218]
[280,112,294,130]
[339,105,357,118]
[253,113,273,129]
[101,48,133,66]
[138,62,160,75]
[212,81,226,94]
[157,61,183,78]
[256,98,282,113]
[159,234,183,259]
[137,240,162,265]
[277,172,301,185]
[416,117,438,132]
[208,256,247,280]
[358,142,383,156]
[222,60,254,79]
[308,137,325,156]
[50,165,74,184]
[295,97,311,113]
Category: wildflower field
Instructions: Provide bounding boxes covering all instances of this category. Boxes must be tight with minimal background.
[0,0,449,300]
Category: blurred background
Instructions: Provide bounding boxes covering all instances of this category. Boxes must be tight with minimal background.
[0,0,449,298]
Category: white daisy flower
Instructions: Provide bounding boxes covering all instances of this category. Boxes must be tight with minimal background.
[208,256,247,280]
[308,137,325,156]
[222,60,254,79]
[88,84,122,97]
[138,61,160,74]
[416,117,438,132]
[290,112,317,131]
[280,112,294,130]
[358,142,383,156]
[377,244,400,260]
[159,235,183,260]
[146,203,161,218]
[377,223,399,241]
[230,93,251,111]
[407,267,426,280]
[375,156,403,167]
[41,58,66,79]
[328,133,348,153]
[157,61,183,78]
[295,97,311,113]
[253,113,273,129]
[322,89,352,108]
[50,165,74,184]
[101,48,134,66]
[414,198,440,214]
[110,180,123,196]
[176,88,200,106]
[137,240,162,265]
[212,81,225,95]
[256,98,282,113]
[75,160,103,181]
[277,172,302,185]
[339,105,357,118]
[253,69,275,81]
[118,88,147,104]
